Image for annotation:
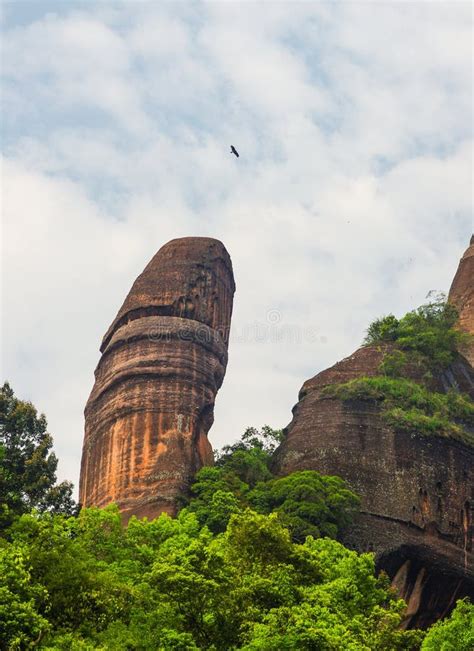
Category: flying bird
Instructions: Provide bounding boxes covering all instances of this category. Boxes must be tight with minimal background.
[230,145,239,158]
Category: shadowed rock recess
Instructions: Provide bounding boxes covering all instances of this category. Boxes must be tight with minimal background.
[273,237,474,629]
[80,237,235,521]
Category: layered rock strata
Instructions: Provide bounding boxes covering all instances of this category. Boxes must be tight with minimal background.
[273,237,474,628]
[448,235,474,365]
[80,237,235,521]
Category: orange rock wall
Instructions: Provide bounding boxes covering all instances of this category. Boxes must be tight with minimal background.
[449,235,474,364]
[80,238,235,520]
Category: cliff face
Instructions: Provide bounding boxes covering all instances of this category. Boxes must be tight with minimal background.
[273,238,474,628]
[448,235,474,365]
[80,237,235,521]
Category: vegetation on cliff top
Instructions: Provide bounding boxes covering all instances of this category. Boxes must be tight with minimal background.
[363,295,471,373]
[324,298,474,446]
[323,376,474,446]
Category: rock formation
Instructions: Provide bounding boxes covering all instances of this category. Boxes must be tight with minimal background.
[80,237,235,521]
[448,235,474,365]
[273,236,474,628]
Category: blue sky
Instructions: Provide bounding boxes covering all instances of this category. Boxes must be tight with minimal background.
[1,1,472,494]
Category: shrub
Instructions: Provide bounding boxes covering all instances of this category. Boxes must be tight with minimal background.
[421,599,473,651]
[322,376,474,446]
[364,298,471,373]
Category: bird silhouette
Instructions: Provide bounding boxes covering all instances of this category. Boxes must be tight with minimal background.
[230,145,239,158]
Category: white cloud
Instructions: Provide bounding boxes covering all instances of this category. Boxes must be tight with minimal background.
[1,2,472,495]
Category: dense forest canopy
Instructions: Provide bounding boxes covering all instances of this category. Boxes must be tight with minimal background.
[1,299,473,649]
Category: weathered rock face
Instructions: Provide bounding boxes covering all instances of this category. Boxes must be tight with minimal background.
[449,235,474,365]
[273,238,474,628]
[273,347,473,627]
[80,237,235,521]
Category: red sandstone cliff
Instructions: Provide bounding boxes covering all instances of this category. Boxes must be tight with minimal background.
[449,235,474,365]
[273,236,474,628]
[79,237,235,521]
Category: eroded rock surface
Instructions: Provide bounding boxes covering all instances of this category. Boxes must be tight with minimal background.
[449,235,474,365]
[273,237,474,628]
[80,237,235,521]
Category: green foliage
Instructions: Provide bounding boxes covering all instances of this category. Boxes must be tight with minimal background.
[215,425,284,486]
[185,428,359,539]
[323,375,474,422]
[365,313,400,345]
[0,508,427,650]
[421,599,474,651]
[323,376,474,445]
[183,467,246,533]
[184,426,282,534]
[364,297,470,373]
[243,537,424,650]
[326,298,474,446]
[323,376,474,446]
[248,471,360,543]
[378,349,410,378]
[384,407,472,445]
[0,541,50,648]
[0,382,77,530]
[1,360,468,649]
[7,506,134,638]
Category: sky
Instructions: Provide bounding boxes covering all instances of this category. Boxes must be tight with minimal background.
[1,1,472,496]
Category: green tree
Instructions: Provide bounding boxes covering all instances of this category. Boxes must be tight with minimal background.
[1,507,428,650]
[184,466,246,533]
[216,425,284,486]
[186,428,359,541]
[242,536,423,650]
[365,313,400,345]
[364,297,470,373]
[421,599,473,651]
[7,508,133,638]
[0,382,77,529]
[248,471,360,543]
[0,541,50,649]
[185,427,284,534]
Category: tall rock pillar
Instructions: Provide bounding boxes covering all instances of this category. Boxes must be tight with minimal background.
[79,237,235,520]
[449,234,474,364]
